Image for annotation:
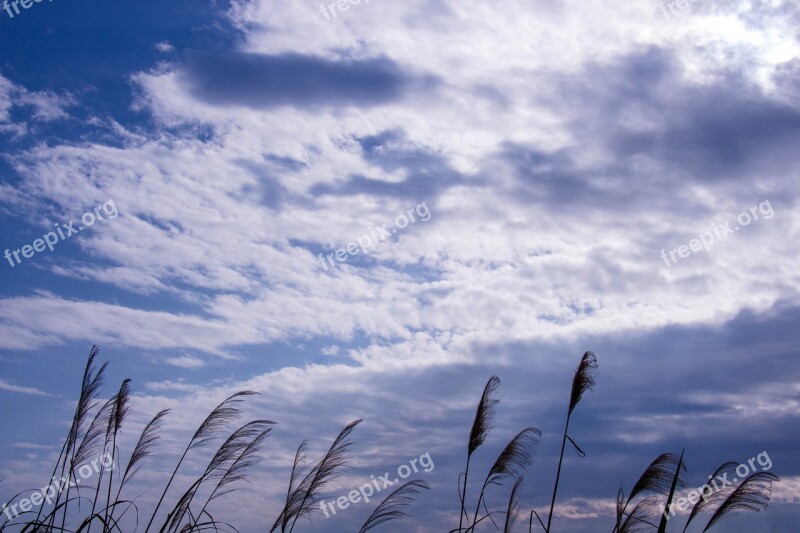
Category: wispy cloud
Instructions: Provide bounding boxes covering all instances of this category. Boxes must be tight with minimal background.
[164,355,206,368]
[13,442,54,450]
[0,378,50,396]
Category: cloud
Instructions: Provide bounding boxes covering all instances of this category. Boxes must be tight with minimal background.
[164,355,206,368]
[547,46,800,183]
[320,345,340,356]
[0,72,73,132]
[0,378,50,396]
[155,41,175,53]
[24,308,795,531]
[13,442,54,450]
[179,51,437,109]
[310,129,468,200]
[0,294,254,355]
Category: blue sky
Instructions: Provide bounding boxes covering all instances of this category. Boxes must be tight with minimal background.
[0,0,799,532]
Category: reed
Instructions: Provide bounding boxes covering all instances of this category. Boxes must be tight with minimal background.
[0,346,781,532]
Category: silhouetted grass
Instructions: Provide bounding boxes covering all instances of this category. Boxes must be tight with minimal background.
[0,346,781,532]
[449,351,780,533]
[0,347,428,533]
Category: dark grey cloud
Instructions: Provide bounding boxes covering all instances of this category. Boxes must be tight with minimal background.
[482,45,800,240]
[229,301,800,532]
[311,129,471,200]
[433,303,800,532]
[773,58,800,106]
[552,46,800,180]
[233,156,302,210]
[180,51,437,109]
[494,143,613,206]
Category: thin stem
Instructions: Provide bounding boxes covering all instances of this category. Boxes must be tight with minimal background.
[533,510,547,531]
[87,438,112,533]
[144,447,191,533]
[657,450,684,533]
[546,411,572,532]
[103,440,118,529]
[459,456,472,532]
[469,472,495,531]
[35,438,68,525]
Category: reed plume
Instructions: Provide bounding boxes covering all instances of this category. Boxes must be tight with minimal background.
[164,419,275,532]
[108,409,170,526]
[502,478,523,533]
[357,480,430,533]
[617,497,659,533]
[682,462,737,532]
[702,472,779,531]
[546,351,597,532]
[144,390,257,533]
[469,427,541,529]
[459,376,500,532]
[271,441,309,532]
[37,346,107,528]
[614,452,685,533]
[102,379,132,528]
[656,449,684,533]
[191,425,274,529]
[271,419,362,533]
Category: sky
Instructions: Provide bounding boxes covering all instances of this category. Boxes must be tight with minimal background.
[0,0,799,532]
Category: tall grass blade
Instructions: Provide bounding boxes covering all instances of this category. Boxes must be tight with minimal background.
[460,376,500,532]
[615,485,625,531]
[144,391,257,533]
[613,452,685,533]
[286,419,362,533]
[618,497,659,533]
[103,379,132,528]
[656,449,684,533]
[702,472,779,532]
[568,351,597,416]
[546,351,597,532]
[469,376,501,456]
[39,346,107,528]
[166,420,274,532]
[120,409,171,491]
[193,425,274,526]
[271,441,309,532]
[682,462,737,533]
[109,409,170,525]
[503,478,524,533]
[358,480,430,533]
[628,452,686,503]
[470,427,541,529]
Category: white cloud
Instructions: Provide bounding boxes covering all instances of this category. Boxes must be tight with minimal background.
[0,72,73,129]
[164,355,206,368]
[155,41,175,53]
[0,2,795,380]
[0,378,50,396]
[13,442,54,450]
